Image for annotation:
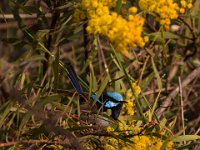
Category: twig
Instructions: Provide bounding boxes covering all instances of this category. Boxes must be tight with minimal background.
[139,55,150,84]
[0,140,70,148]
[156,66,200,119]
[179,77,186,144]
[178,16,196,40]
[34,112,84,150]
[78,130,142,138]
[97,36,111,80]
[43,1,60,80]
[0,22,18,29]
[143,86,174,95]
[20,105,84,150]
[178,17,197,60]
[83,20,89,65]
[0,13,52,19]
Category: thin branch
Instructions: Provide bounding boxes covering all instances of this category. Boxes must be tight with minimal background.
[97,36,111,80]
[156,66,200,119]
[43,1,60,81]
[143,86,174,95]
[179,77,186,144]
[0,22,18,29]
[0,140,70,148]
[178,16,196,40]
[0,13,52,19]
[178,16,197,60]
[139,55,150,84]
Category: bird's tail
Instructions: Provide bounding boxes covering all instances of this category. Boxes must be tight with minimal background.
[66,63,84,95]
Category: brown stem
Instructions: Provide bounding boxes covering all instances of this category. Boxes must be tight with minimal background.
[0,140,71,148]
[43,1,60,79]
[156,66,200,119]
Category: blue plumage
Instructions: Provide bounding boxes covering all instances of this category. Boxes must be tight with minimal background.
[106,92,123,102]
[66,63,125,120]
[91,92,123,109]
[104,92,123,108]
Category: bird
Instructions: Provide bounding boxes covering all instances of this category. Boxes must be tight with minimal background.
[65,62,126,120]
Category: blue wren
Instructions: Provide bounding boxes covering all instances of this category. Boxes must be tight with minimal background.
[66,63,125,120]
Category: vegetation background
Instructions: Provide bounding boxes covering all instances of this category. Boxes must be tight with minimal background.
[0,0,200,149]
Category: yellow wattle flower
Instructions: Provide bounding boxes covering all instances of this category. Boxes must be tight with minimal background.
[128,7,138,14]
[139,0,179,28]
[187,3,192,8]
[77,0,146,56]
[132,82,141,95]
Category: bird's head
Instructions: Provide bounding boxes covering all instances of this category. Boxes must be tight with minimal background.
[91,92,126,120]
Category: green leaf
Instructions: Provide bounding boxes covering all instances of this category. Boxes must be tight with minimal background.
[171,135,200,142]
[3,38,27,46]
[93,75,110,107]
[25,55,47,62]
[114,71,125,92]
[115,0,122,13]
[35,30,50,42]
[19,94,62,130]
[140,72,154,91]
[54,47,60,92]
[175,142,200,149]
[89,64,97,96]
[22,6,40,13]
[148,32,181,40]
[112,46,146,123]
[82,38,98,72]
[151,57,162,89]
[0,100,14,128]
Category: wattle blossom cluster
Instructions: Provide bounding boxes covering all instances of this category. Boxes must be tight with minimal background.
[105,82,173,149]
[75,0,147,56]
[139,0,193,29]
[179,0,193,13]
[105,123,174,150]
[122,82,141,115]
[139,0,179,29]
